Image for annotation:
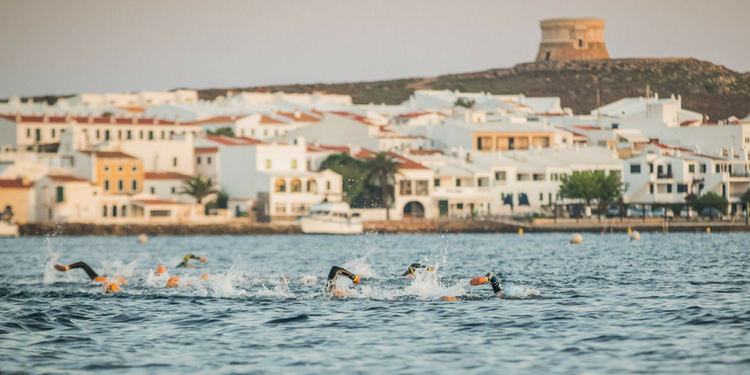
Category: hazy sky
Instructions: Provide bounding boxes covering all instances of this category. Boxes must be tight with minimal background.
[1,0,748,98]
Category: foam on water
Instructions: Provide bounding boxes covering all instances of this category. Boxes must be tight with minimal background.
[343,254,377,279]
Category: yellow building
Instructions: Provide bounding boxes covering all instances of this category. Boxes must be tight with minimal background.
[0,178,35,223]
[77,151,144,195]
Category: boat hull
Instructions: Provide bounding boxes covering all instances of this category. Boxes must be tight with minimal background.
[299,216,363,234]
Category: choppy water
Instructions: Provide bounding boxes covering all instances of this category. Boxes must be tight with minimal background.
[0,233,749,374]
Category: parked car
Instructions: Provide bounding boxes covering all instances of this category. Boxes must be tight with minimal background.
[606,205,623,217]
[628,207,653,218]
[700,208,723,220]
[652,207,674,218]
[680,207,696,218]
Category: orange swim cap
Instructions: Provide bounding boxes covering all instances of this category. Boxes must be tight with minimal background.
[166,276,180,288]
[443,296,457,302]
[155,266,166,275]
[116,276,128,285]
[104,283,121,294]
[93,276,107,283]
[199,257,207,262]
[352,275,361,285]
[201,274,209,280]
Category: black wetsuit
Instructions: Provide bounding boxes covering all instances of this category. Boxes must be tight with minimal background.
[403,263,432,276]
[486,272,505,297]
[176,254,202,268]
[326,266,358,292]
[64,262,99,280]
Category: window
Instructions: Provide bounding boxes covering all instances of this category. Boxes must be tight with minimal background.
[399,180,413,195]
[161,131,165,139]
[326,181,331,190]
[700,164,707,173]
[105,130,110,140]
[434,179,440,187]
[56,186,65,203]
[551,173,559,181]
[148,131,154,140]
[649,163,654,173]
[104,179,110,191]
[264,130,268,137]
[275,179,286,193]
[251,129,256,136]
[150,210,170,217]
[533,174,545,181]
[716,164,721,173]
[122,205,127,217]
[26,128,31,138]
[51,128,56,138]
[649,184,654,194]
[118,130,122,139]
[291,159,298,170]
[112,205,118,217]
[207,157,212,165]
[612,123,619,129]
[291,179,302,193]
[306,180,317,193]
[578,39,583,47]
[291,204,306,214]
[140,130,144,140]
[103,166,110,173]
[630,164,641,174]
[416,180,428,196]
[456,179,461,187]
[275,203,287,214]
[96,130,101,139]
[127,130,132,140]
[117,179,124,192]
[150,187,155,194]
[131,179,138,192]
[539,193,544,201]
[545,51,550,61]
[196,156,201,165]
[667,184,673,193]
[117,166,124,174]
[265,159,272,169]
[688,164,695,173]
[495,171,506,181]
[171,187,176,194]
[131,166,137,173]
[457,203,464,209]
[677,184,688,193]
[103,205,108,217]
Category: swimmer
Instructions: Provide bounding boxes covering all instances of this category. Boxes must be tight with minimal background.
[325,266,360,296]
[54,262,126,293]
[470,272,505,298]
[176,254,207,268]
[403,263,435,277]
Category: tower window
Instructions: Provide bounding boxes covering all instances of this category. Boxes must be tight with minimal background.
[545,51,550,61]
[579,39,583,47]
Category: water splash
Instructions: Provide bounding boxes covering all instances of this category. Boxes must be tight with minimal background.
[343,254,377,279]
[299,275,318,285]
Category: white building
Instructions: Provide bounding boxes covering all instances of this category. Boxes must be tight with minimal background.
[67,90,198,108]
[403,90,566,115]
[35,174,100,222]
[143,172,196,204]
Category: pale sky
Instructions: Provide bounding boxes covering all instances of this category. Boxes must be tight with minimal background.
[0,0,748,98]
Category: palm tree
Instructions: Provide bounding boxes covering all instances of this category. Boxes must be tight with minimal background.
[363,152,399,220]
[180,175,218,204]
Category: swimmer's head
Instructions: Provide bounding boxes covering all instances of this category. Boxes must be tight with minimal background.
[199,257,207,263]
[104,282,121,294]
[93,276,107,283]
[155,266,166,276]
[116,276,128,285]
[201,274,210,280]
[166,276,180,288]
[443,296,457,302]
[331,288,349,297]
[352,275,361,285]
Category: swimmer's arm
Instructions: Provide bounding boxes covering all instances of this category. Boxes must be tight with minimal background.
[403,263,435,276]
[326,266,360,290]
[54,262,99,280]
[470,272,503,294]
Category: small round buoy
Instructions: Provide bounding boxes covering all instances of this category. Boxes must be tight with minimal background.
[570,233,583,244]
[137,234,148,243]
[518,228,524,235]
[706,227,711,233]
[630,230,640,241]
[627,227,632,234]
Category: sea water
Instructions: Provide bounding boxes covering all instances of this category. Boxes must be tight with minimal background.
[0,233,748,374]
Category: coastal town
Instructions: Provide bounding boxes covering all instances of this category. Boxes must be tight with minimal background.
[1,18,749,231]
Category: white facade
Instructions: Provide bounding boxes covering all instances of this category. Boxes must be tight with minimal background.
[35,175,100,222]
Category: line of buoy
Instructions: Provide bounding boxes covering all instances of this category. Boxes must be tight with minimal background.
[630,230,640,241]
[706,227,711,233]
[137,234,148,243]
[570,233,583,244]
[518,228,524,235]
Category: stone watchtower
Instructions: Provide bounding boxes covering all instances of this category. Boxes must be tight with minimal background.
[535,18,610,62]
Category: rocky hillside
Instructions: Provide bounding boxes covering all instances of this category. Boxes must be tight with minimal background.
[198,58,750,121]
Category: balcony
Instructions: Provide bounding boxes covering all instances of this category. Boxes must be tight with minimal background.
[657,173,673,179]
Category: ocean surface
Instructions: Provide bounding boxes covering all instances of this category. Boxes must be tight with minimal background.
[0,232,748,374]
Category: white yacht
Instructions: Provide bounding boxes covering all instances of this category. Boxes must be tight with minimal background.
[299,202,363,234]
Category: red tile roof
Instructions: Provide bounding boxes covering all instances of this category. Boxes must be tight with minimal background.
[202,135,263,146]
[352,149,429,170]
[259,115,287,125]
[572,125,604,131]
[189,115,246,124]
[79,151,139,159]
[116,106,146,113]
[144,172,192,180]
[276,111,322,123]
[0,179,33,189]
[195,147,219,154]
[329,111,379,126]
[47,174,91,183]
[307,144,351,153]
[680,120,701,126]
[394,111,444,119]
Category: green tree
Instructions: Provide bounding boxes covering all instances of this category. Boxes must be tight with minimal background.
[206,127,235,137]
[180,175,218,204]
[101,111,114,117]
[740,189,750,208]
[559,170,622,221]
[691,192,729,215]
[594,171,623,221]
[454,97,475,108]
[363,152,400,220]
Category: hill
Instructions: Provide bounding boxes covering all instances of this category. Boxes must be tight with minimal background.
[197,58,750,121]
